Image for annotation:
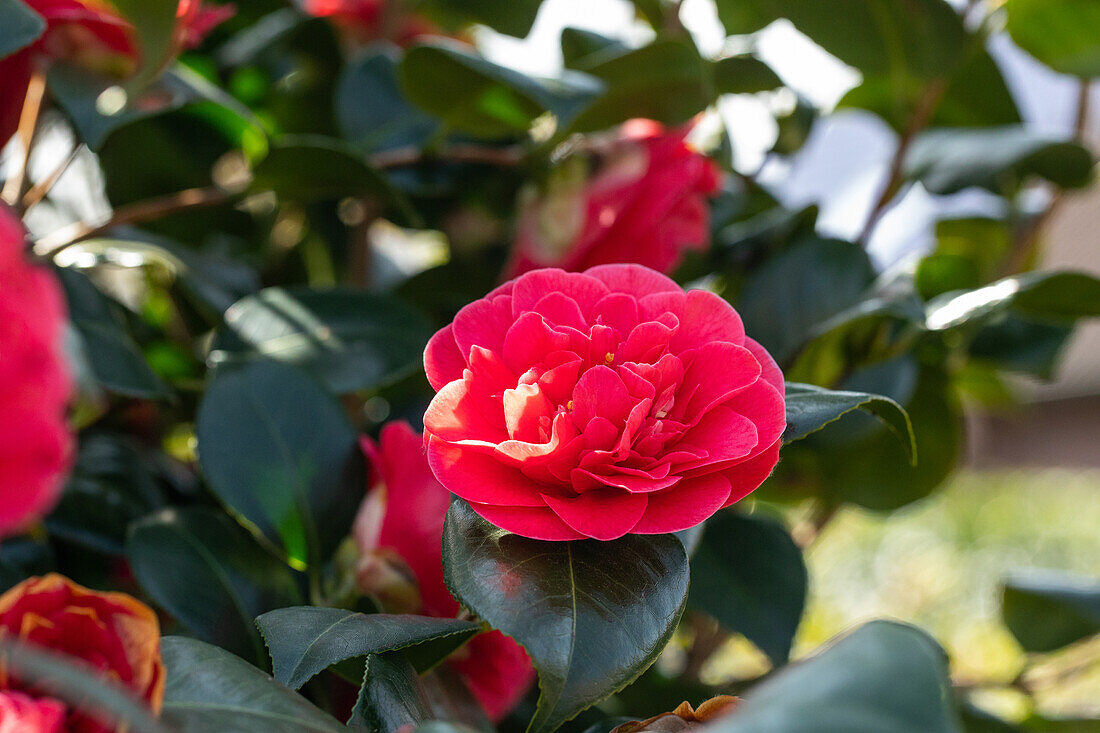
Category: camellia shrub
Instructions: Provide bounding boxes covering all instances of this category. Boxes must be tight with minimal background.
[0,0,1098,731]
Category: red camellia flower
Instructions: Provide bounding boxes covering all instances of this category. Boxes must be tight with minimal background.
[503,120,721,279]
[0,0,234,146]
[0,574,165,732]
[0,205,72,538]
[299,0,438,45]
[0,690,66,732]
[354,421,535,721]
[423,264,785,541]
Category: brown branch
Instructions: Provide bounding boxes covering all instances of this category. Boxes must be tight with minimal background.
[681,613,730,684]
[367,143,525,170]
[35,186,234,259]
[22,143,83,210]
[2,65,48,208]
[857,79,949,246]
[792,499,841,548]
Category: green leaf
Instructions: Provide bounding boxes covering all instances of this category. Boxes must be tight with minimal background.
[127,507,303,664]
[783,383,916,462]
[924,271,1100,332]
[705,621,962,733]
[56,268,172,400]
[712,55,783,95]
[337,44,440,151]
[419,0,542,37]
[560,28,628,71]
[252,136,408,212]
[195,360,365,565]
[161,636,346,733]
[442,499,689,733]
[49,63,264,151]
[688,511,807,664]
[0,0,45,59]
[109,0,178,91]
[256,607,480,689]
[1005,0,1100,78]
[1001,570,1100,652]
[568,38,710,133]
[348,653,433,733]
[210,286,434,394]
[968,316,1074,380]
[48,432,165,554]
[905,127,1094,196]
[736,237,876,365]
[398,42,550,137]
[0,638,170,733]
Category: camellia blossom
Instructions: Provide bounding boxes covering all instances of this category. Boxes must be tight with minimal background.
[0,574,165,732]
[299,0,437,45]
[0,205,71,538]
[354,421,535,720]
[0,0,234,146]
[0,691,66,733]
[423,264,785,541]
[503,120,721,279]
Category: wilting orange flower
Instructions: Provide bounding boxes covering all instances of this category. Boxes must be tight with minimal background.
[611,696,741,733]
[0,574,165,733]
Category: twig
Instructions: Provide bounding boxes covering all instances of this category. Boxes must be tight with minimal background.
[35,186,234,259]
[22,143,83,210]
[1003,79,1092,275]
[367,143,525,169]
[857,78,948,246]
[792,499,841,548]
[681,613,730,684]
[2,65,48,208]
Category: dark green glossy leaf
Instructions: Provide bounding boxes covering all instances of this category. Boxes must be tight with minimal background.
[783,383,916,461]
[924,271,1100,332]
[0,639,170,733]
[0,536,52,592]
[1005,0,1100,78]
[49,432,165,554]
[736,237,876,364]
[0,0,44,59]
[704,621,962,733]
[561,27,628,71]
[968,316,1074,380]
[419,0,542,37]
[337,44,440,151]
[442,499,689,733]
[398,42,548,137]
[56,268,171,400]
[256,607,479,689]
[195,360,365,565]
[210,286,433,394]
[252,136,406,209]
[568,38,709,133]
[161,636,346,733]
[688,511,807,664]
[127,507,303,664]
[49,63,264,151]
[348,653,432,733]
[712,55,783,95]
[906,127,1094,195]
[917,218,1011,301]
[1002,570,1100,652]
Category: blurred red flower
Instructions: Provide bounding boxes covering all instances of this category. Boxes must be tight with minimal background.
[0,205,71,538]
[0,574,165,732]
[423,264,784,541]
[299,0,438,46]
[504,120,721,279]
[354,421,535,721]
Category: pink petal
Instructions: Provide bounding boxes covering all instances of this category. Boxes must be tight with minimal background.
[511,269,609,319]
[542,489,648,540]
[585,263,681,297]
[423,380,507,444]
[631,474,732,534]
[675,342,761,422]
[571,365,634,427]
[426,436,545,507]
[721,438,781,507]
[424,325,466,391]
[670,289,746,351]
[470,502,587,541]
[501,312,573,375]
[724,379,786,456]
[450,631,535,722]
[591,293,640,337]
[575,468,681,494]
[673,406,758,472]
[744,337,784,392]
[532,292,587,331]
[503,383,553,442]
[453,294,514,364]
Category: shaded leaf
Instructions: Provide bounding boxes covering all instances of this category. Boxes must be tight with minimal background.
[1005,0,1100,78]
[712,55,783,95]
[783,383,916,462]
[0,0,45,59]
[442,499,689,733]
[420,0,542,37]
[195,360,365,565]
[704,621,962,733]
[337,44,440,151]
[924,271,1100,332]
[1002,570,1100,653]
[210,286,433,394]
[256,607,479,689]
[688,511,807,664]
[348,653,432,733]
[161,636,346,733]
[561,27,628,71]
[127,507,303,664]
